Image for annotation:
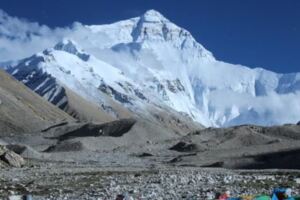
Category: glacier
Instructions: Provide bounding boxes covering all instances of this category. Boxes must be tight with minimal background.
[4,9,300,127]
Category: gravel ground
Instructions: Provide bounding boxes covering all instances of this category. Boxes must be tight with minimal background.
[0,160,300,200]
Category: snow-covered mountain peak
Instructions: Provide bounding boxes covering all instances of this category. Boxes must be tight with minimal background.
[142,9,168,23]
[132,9,188,43]
[5,10,300,128]
[85,10,214,61]
[53,39,90,61]
[54,39,79,52]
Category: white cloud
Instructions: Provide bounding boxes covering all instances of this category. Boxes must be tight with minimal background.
[208,89,300,126]
[0,9,76,61]
[0,9,113,62]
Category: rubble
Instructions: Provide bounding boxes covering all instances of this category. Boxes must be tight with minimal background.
[0,162,299,199]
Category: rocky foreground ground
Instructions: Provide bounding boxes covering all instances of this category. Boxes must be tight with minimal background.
[0,160,300,200]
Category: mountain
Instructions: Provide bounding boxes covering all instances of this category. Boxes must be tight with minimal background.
[0,69,74,134]
[6,10,300,127]
[7,39,201,133]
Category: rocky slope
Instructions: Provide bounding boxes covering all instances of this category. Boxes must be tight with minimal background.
[2,114,299,170]
[0,70,74,134]
[166,124,300,169]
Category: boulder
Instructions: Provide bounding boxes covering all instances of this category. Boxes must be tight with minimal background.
[1,151,25,167]
[0,145,25,167]
[297,121,300,125]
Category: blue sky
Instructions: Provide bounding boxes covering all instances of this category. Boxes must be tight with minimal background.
[0,0,299,73]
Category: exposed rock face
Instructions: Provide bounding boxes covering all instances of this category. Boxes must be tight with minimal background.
[169,141,198,152]
[0,145,25,167]
[46,118,137,141]
[54,39,90,61]
[297,121,300,125]
[98,82,133,105]
[166,79,185,93]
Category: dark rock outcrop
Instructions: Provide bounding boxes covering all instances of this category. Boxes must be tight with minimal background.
[136,152,154,157]
[43,141,84,152]
[169,141,198,152]
[50,118,137,141]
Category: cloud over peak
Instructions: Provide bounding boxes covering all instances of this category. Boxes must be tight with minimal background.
[0,9,78,62]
